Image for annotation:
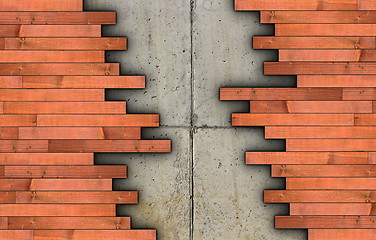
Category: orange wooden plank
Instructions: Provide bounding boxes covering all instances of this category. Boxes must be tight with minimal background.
[16,191,138,204]
[234,0,356,10]
[0,63,119,76]
[265,126,376,138]
[0,25,100,37]
[22,76,145,89]
[220,88,342,100]
[272,164,376,177]
[5,37,126,50]
[4,102,126,114]
[287,139,376,151]
[0,140,47,152]
[343,88,376,100]
[0,89,103,102]
[253,36,375,49]
[0,204,115,216]
[246,152,369,165]
[0,153,93,165]
[4,166,127,178]
[309,229,376,240]
[264,190,376,203]
[0,0,82,11]
[276,216,376,229]
[359,0,376,10]
[355,113,376,125]
[250,101,371,113]
[0,231,32,239]
[0,179,112,191]
[232,113,354,126]
[290,203,376,215]
[33,230,156,240]
[0,192,15,203]
[276,24,376,36]
[19,127,141,140]
[0,115,36,126]
[298,75,376,87]
[0,76,21,88]
[280,50,376,62]
[286,178,376,190]
[0,51,104,63]
[0,128,18,139]
[0,12,116,25]
[38,114,159,127]
[8,217,130,230]
[48,140,171,153]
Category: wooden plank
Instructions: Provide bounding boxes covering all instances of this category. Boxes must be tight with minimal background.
[272,164,376,177]
[0,192,15,203]
[0,231,32,240]
[4,166,127,178]
[16,191,138,204]
[0,25,100,37]
[250,101,371,113]
[19,127,141,140]
[33,230,156,240]
[0,0,82,11]
[279,50,376,62]
[359,0,376,10]
[290,203,376,215]
[276,24,376,36]
[344,88,376,100]
[38,114,159,127]
[48,140,171,153]
[0,140,47,152]
[5,37,126,50]
[298,75,376,88]
[355,113,376,125]
[232,113,354,126]
[264,190,376,203]
[246,152,369,165]
[22,76,145,89]
[286,178,376,190]
[253,36,376,49]
[0,204,115,216]
[0,89,103,102]
[276,216,376,229]
[0,179,112,191]
[0,76,21,88]
[0,51,104,63]
[265,126,376,139]
[4,102,126,114]
[309,229,376,240]
[286,139,376,151]
[0,63,119,76]
[0,12,116,25]
[0,115,36,126]
[8,217,130,230]
[0,153,93,165]
[265,62,376,75]
[234,0,356,10]
[0,128,18,139]
[220,88,342,101]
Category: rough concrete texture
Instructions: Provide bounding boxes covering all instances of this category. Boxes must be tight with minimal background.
[85,0,305,239]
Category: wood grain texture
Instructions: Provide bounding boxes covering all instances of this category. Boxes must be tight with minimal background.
[0,153,93,165]
[0,25,101,37]
[290,203,376,215]
[286,178,376,190]
[235,0,357,10]
[0,0,82,11]
[0,89,104,101]
[279,50,376,62]
[276,24,376,36]
[286,139,376,151]
[308,229,376,240]
[298,75,376,87]
[276,216,376,228]
[0,231,32,239]
[33,230,156,240]
[0,51,104,63]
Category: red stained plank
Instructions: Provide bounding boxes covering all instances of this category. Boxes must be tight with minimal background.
[355,113,376,125]
[0,25,101,37]
[0,128,18,139]
[48,140,171,153]
[33,230,156,240]
[0,0,82,11]
[0,153,93,165]
[0,192,15,203]
[0,140,47,152]
[276,216,376,229]
[286,139,376,151]
[290,203,376,215]
[309,229,376,240]
[0,115,36,127]
[359,0,376,10]
[276,24,376,36]
[298,75,376,88]
[343,88,376,100]
[279,49,376,62]
[0,51,104,63]
[0,76,21,88]
[286,178,376,190]
[234,0,356,10]
[0,231,32,239]
[0,89,103,101]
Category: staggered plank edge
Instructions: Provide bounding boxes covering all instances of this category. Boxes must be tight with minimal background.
[221,0,376,239]
[0,1,171,240]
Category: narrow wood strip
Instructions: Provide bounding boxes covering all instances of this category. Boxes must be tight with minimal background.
[0,89,104,102]
[0,12,116,25]
[48,140,171,153]
[359,0,376,10]
[0,231,32,239]
[355,113,376,125]
[0,153,93,165]
[0,115,36,126]
[0,140,47,152]
[272,165,376,177]
[276,216,376,229]
[0,63,119,76]
[344,88,376,100]
[0,0,82,11]
[265,126,376,138]
[0,51,104,63]
[38,114,159,127]
[16,191,138,204]
[8,217,130,230]
[279,50,376,62]
[298,75,376,88]
[253,37,375,49]
[264,190,376,203]
[33,230,156,240]
[0,179,112,191]
[19,127,141,140]
[250,101,371,113]
[290,203,376,215]
[246,152,369,165]
[265,62,376,75]
[0,192,15,203]
[0,76,21,88]
[309,229,376,240]
[22,76,145,89]
[5,37,126,50]
[0,128,18,139]
[4,102,126,114]
[232,113,354,126]
[0,204,115,216]
[0,25,100,37]
[220,88,342,101]
[286,178,376,190]
[276,24,376,36]
[4,166,127,178]
[234,0,356,10]
[287,139,376,151]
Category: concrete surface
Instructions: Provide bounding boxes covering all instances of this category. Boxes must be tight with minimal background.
[86,0,305,239]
